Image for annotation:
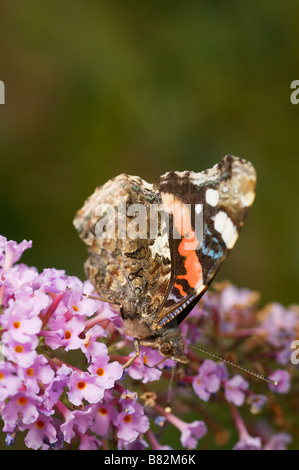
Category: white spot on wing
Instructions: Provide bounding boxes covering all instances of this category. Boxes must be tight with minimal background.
[214,211,227,232]
[205,188,219,207]
[214,211,238,249]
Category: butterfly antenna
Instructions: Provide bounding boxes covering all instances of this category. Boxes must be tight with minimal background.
[189,344,278,387]
[165,361,177,413]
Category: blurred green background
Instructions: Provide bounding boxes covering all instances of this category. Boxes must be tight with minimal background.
[0,0,298,307]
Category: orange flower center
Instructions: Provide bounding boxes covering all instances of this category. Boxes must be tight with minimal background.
[64,330,72,340]
[99,407,108,416]
[18,397,28,406]
[96,368,104,377]
[13,321,21,329]
[27,368,35,377]
[77,381,86,390]
[35,420,45,429]
[123,415,132,423]
[0,372,4,380]
[15,345,24,353]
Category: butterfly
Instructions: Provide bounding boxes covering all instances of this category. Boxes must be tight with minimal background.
[74,155,256,367]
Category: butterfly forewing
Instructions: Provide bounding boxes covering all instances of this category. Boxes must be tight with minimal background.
[151,155,256,330]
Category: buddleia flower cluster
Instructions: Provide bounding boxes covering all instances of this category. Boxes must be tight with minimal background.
[0,236,297,450]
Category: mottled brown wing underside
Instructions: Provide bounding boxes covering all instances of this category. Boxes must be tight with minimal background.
[73,174,172,319]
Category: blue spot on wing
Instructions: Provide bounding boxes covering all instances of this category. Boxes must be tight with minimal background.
[201,226,224,259]
[200,224,225,277]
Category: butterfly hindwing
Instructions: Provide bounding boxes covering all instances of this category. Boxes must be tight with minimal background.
[74,174,172,318]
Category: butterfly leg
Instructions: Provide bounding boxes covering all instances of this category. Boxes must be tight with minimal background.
[122,338,140,369]
[66,287,103,302]
[81,292,121,305]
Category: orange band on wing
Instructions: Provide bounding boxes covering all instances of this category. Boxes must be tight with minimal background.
[177,246,202,288]
[162,194,203,295]
[174,281,187,297]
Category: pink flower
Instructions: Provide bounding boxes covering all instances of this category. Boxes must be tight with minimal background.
[1,264,38,303]
[180,420,207,449]
[119,437,149,450]
[19,413,57,450]
[115,402,149,444]
[261,303,297,348]
[80,324,107,361]
[231,405,262,450]
[43,364,72,410]
[233,433,262,450]
[268,370,291,394]
[0,298,43,342]
[67,371,105,406]
[162,410,207,449]
[2,333,38,368]
[119,389,138,414]
[32,268,68,294]
[264,432,292,450]
[192,359,221,401]
[0,234,297,450]
[220,284,258,311]
[88,356,123,390]
[126,346,174,384]
[90,402,117,437]
[0,237,32,274]
[18,356,55,395]
[78,432,102,450]
[2,393,42,431]
[0,362,22,401]
[224,375,249,406]
[46,315,85,351]
[60,406,94,444]
[64,281,101,318]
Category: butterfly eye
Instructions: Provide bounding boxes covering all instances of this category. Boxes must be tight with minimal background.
[233,188,239,195]
[160,343,173,357]
[221,185,229,194]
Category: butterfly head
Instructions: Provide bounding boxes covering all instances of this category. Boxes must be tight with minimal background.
[158,328,189,364]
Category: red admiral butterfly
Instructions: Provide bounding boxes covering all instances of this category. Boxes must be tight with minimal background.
[74,155,256,368]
